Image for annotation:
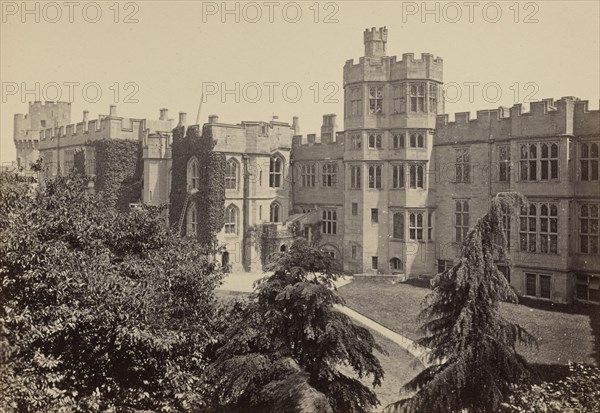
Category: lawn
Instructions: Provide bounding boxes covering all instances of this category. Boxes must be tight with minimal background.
[338,278,599,367]
[214,289,423,411]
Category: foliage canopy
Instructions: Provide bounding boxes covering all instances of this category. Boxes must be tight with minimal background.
[205,239,385,413]
[386,193,536,413]
[0,172,223,412]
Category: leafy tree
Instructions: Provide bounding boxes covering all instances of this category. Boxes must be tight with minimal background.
[0,172,223,412]
[205,238,385,413]
[501,362,600,413]
[386,193,536,413]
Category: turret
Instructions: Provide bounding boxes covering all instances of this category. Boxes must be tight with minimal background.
[13,113,27,140]
[364,26,387,58]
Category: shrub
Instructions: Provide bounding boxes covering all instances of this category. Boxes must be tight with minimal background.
[0,172,223,412]
[501,362,600,413]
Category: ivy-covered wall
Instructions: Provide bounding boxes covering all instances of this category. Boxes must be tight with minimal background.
[91,139,143,212]
[169,125,225,250]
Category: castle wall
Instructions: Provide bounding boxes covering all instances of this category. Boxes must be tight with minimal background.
[13,101,72,170]
[434,98,600,303]
[37,106,172,180]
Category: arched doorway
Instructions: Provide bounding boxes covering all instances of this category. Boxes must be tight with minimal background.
[280,244,287,252]
[221,251,230,270]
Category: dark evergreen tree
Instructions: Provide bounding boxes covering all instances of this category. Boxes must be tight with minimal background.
[386,193,537,413]
[205,238,385,413]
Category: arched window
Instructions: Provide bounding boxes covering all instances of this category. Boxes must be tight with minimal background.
[520,144,538,181]
[417,165,424,188]
[270,202,281,223]
[392,164,405,189]
[390,258,403,272]
[225,158,238,190]
[368,134,382,148]
[322,209,337,234]
[409,165,424,189]
[417,134,424,148]
[270,156,283,188]
[540,143,558,180]
[410,134,416,147]
[429,83,438,113]
[580,142,599,181]
[409,212,424,241]
[368,165,382,188]
[224,204,238,234]
[186,203,197,236]
[187,156,200,190]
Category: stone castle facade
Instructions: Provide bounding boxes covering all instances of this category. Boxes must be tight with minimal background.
[12,28,599,304]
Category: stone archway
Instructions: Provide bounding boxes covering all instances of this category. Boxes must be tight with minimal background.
[221,251,230,269]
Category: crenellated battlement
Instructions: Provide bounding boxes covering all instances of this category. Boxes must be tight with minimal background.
[363,26,388,58]
[344,52,443,84]
[37,105,173,145]
[39,116,142,141]
[436,107,511,126]
[291,131,345,147]
[344,52,443,69]
[436,97,599,126]
[363,26,388,42]
[345,27,443,84]
[436,97,599,140]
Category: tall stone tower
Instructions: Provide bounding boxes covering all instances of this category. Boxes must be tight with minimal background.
[342,27,443,275]
[13,101,71,169]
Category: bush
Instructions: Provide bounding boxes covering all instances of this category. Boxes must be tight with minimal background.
[0,172,223,412]
[501,363,600,413]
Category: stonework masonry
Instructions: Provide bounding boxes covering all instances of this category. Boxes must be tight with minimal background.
[12,28,599,304]
[435,99,600,303]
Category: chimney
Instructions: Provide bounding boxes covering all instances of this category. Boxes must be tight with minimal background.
[272,114,279,121]
[178,112,187,127]
[159,108,168,120]
[321,114,338,143]
[83,110,89,123]
[109,105,117,117]
[208,114,219,124]
[292,116,300,135]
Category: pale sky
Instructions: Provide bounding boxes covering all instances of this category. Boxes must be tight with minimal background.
[1,0,599,164]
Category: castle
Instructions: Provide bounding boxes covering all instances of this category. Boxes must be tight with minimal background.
[12,28,599,304]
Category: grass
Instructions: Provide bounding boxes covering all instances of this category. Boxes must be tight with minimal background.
[338,278,598,367]
[214,289,423,411]
[351,328,423,412]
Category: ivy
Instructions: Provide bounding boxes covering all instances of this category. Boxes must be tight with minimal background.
[248,223,272,265]
[169,125,225,250]
[91,139,143,211]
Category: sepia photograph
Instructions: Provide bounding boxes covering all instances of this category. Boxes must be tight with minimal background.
[1,1,599,412]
